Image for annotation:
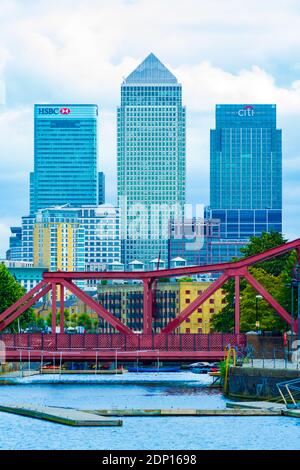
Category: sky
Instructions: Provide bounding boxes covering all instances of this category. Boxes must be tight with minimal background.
[0,0,300,257]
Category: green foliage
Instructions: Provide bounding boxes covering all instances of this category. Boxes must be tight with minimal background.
[177,277,193,282]
[211,232,296,333]
[0,264,35,332]
[157,278,170,283]
[219,360,227,378]
[77,313,92,330]
[46,309,71,327]
[45,308,97,332]
[240,232,290,276]
[239,267,286,332]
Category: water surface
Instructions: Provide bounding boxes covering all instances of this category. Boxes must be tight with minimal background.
[0,372,299,450]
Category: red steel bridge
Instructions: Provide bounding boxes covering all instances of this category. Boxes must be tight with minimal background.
[0,238,299,362]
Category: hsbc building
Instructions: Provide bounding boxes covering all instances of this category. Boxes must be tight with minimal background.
[31,104,102,213]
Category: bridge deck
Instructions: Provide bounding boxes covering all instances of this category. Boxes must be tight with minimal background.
[4,350,226,362]
[0,333,246,362]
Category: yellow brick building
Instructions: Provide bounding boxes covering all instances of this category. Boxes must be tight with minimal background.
[178,281,226,333]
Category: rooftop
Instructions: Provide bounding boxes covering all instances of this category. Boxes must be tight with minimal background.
[124,53,177,84]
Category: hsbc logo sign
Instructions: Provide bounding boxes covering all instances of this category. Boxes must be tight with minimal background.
[38,107,71,115]
[238,105,254,117]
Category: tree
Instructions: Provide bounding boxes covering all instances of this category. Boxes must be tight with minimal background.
[211,232,296,333]
[239,267,287,332]
[46,309,71,328]
[239,232,292,277]
[77,313,92,331]
[0,264,35,332]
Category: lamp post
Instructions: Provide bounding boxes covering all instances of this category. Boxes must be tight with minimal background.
[255,295,262,333]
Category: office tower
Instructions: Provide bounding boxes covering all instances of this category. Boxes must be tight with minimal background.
[6,227,22,261]
[30,104,99,213]
[168,217,219,267]
[207,104,282,261]
[117,53,186,269]
[98,171,105,205]
[21,215,35,262]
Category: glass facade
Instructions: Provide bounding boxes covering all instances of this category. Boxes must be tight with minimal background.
[98,171,105,205]
[117,53,186,268]
[6,227,22,261]
[208,104,282,261]
[31,104,99,213]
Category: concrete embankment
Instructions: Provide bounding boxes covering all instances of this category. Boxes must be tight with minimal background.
[227,366,300,400]
[227,400,300,418]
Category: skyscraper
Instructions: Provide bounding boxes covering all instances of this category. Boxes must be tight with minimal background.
[30,104,99,213]
[6,227,22,261]
[98,171,105,205]
[117,53,186,268]
[206,104,282,261]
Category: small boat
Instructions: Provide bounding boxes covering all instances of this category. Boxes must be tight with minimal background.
[128,366,181,373]
[191,362,220,375]
[183,361,211,370]
[191,367,211,374]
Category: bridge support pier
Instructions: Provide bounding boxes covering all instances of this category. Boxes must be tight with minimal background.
[234,275,240,335]
[296,248,300,340]
[143,278,153,335]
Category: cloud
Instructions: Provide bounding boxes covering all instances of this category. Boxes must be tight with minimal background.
[176,63,300,114]
[0,0,300,256]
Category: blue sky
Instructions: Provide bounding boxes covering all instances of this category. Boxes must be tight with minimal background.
[0,0,300,256]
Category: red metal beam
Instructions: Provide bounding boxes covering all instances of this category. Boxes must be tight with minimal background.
[235,275,240,335]
[60,284,64,333]
[143,279,154,334]
[244,271,294,328]
[162,273,229,333]
[60,279,134,335]
[42,238,300,280]
[51,283,56,334]
[0,280,47,323]
[0,284,51,331]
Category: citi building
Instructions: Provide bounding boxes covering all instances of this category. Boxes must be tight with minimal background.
[206,104,282,255]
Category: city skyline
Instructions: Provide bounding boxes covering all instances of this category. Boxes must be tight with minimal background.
[1,0,300,257]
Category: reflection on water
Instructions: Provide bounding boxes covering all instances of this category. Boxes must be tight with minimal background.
[0,372,299,450]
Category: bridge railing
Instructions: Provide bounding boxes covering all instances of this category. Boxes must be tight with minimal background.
[0,333,246,352]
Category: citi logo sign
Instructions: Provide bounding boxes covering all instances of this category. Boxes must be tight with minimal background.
[38,107,71,115]
[238,105,254,117]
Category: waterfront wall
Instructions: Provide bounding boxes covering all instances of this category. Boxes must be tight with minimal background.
[246,334,287,359]
[227,366,300,400]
